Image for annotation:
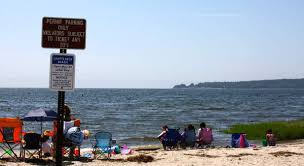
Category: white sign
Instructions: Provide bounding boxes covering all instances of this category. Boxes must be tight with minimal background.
[50,53,75,91]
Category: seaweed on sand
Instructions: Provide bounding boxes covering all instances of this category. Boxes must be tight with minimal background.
[0,158,7,166]
[133,146,161,151]
[184,153,219,158]
[126,154,154,163]
[227,153,255,157]
[97,158,126,162]
[269,151,303,157]
[25,158,55,165]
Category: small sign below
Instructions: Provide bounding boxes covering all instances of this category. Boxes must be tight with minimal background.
[50,53,75,91]
[42,17,86,49]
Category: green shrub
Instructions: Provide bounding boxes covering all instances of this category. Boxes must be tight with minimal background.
[224,120,304,141]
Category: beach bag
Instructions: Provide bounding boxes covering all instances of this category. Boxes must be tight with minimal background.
[231,133,249,148]
[65,127,83,145]
[198,128,213,144]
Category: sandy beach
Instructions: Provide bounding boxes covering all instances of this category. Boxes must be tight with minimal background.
[2,140,304,166]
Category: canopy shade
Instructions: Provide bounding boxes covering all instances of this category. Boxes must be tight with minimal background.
[22,108,57,121]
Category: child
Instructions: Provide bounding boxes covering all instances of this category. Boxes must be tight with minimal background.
[266,129,276,146]
[41,130,52,156]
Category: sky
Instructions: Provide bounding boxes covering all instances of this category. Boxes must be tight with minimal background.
[0,0,304,88]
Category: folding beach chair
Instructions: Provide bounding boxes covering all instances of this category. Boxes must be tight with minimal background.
[196,128,213,148]
[22,133,42,159]
[0,118,23,161]
[161,128,181,150]
[62,140,81,160]
[180,129,196,149]
[91,132,113,159]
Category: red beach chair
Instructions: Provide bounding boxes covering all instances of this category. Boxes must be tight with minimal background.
[0,118,23,161]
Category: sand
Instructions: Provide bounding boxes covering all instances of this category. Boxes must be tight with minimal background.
[2,140,304,166]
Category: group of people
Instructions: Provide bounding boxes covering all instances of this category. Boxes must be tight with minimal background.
[40,105,90,157]
[40,108,277,156]
[157,122,277,150]
[157,122,213,149]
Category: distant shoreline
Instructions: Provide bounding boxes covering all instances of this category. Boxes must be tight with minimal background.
[173,78,304,89]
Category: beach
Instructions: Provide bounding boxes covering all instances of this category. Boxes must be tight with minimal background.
[2,140,304,166]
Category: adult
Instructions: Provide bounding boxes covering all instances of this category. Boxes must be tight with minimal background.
[196,122,213,147]
[180,124,196,148]
[157,125,169,140]
[53,104,81,158]
[157,125,181,150]
[65,127,90,146]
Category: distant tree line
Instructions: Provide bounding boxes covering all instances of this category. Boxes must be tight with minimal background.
[173,78,304,89]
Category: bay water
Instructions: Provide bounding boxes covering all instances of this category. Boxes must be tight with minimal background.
[1,88,304,148]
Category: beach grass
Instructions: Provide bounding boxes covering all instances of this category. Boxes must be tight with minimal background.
[224,120,304,141]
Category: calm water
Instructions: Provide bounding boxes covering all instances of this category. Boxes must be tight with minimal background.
[1,88,304,148]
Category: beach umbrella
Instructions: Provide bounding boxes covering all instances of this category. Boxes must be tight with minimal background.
[22,108,58,133]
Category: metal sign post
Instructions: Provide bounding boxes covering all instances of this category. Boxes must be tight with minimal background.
[49,50,75,166]
[42,17,86,166]
[55,49,66,166]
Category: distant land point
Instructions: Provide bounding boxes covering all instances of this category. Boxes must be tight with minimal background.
[173,78,304,89]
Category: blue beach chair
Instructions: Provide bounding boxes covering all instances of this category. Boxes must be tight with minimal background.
[91,132,113,159]
[180,129,196,149]
[161,128,181,150]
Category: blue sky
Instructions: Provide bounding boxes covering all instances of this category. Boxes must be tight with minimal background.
[0,0,303,88]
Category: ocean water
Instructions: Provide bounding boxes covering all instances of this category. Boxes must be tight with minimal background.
[1,88,304,148]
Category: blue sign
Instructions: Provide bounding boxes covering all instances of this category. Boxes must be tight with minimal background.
[52,55,74,65]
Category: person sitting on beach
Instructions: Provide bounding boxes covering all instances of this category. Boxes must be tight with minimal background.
[157,125,181,150]
[63,105,83,158]
[53,104,82,158]
[41,130,52,157]
[196,122,213,147]
[53,105,80,139]
[157,125,169,140]
[180,124,196,149]
[266,129,276,146]
[63,104,76,121]
[65,127,90,145]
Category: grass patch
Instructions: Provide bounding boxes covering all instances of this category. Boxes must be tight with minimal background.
[224,119,304,141]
